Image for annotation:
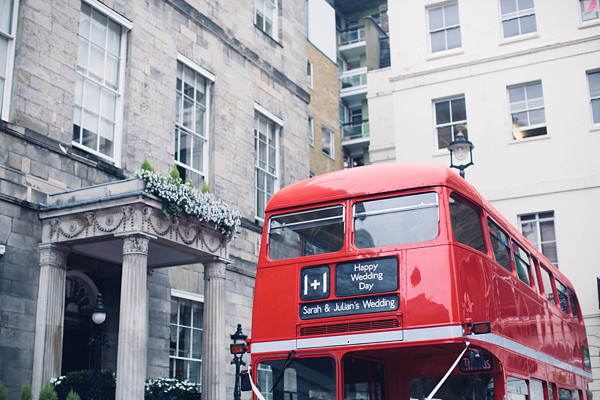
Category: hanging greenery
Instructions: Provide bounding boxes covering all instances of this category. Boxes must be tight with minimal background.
[134,167,241,240]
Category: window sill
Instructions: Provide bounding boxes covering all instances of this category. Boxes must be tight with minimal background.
[254,24,283,47]
[508,133,550,145]
[500,32,539,46]
[589,125,600,133]
[426,47,464,61]
[578,18,600,29]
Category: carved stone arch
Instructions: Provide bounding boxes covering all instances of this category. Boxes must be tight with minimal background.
[65,270,99,314]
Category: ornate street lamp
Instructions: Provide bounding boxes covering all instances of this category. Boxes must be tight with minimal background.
[448,131,474,178]
[89,293,109,400]
[230,324,248,400]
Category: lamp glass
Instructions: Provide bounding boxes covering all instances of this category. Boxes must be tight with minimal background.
[453,145,469,161]
[92,311,106,325]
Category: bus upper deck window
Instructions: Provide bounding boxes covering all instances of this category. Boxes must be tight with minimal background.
[353,192,438,249]
[268,206,344,261]
[512,241,532,286]
[555,279,569,313]
[487,219,511,271]
[539,266,555,304]
[449,195,485,253]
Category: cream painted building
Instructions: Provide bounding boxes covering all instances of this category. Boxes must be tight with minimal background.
[368,0,600,394]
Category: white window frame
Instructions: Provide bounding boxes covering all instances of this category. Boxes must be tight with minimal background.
[579,0,600,23]
[170,289,204,388]
[174,53,215,187]
[254,103,282,222]
[508,81,547,140]
[0,0,19,121]
[500,0,537,39]
[587,69,600,126]
[433,95,468,151]
[519,211,558,267]
[321,124,334,160]
[73,0,132,167]
[427,2,462,54]
[307,60,313,89]
[308,115,314,147]
[255,0,278,40]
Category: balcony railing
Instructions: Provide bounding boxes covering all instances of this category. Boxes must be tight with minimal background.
[339,28,366,46]
[342,120,370,141]
[340,68,367,90]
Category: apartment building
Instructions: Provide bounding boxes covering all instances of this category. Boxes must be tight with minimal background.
[368,0,600,394]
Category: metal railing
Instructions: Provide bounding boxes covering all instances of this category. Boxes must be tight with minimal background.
[340,68,367,90]
[339,28,366,46]
[342,120,370,141]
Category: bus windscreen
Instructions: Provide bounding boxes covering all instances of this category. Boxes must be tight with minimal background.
[268,206,344,260]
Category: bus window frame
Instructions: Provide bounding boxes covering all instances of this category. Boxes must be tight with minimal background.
[266,203,346,262]
[537,263,557,305]
[448,192,488,255]
[511,239,535,289]
[351,189,441,251]
[253,352,339,400]
[487,217,513,272]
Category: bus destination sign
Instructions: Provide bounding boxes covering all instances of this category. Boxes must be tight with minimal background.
[335,257,398,297]
[300,294,398,320]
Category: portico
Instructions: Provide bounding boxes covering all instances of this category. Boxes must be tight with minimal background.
[33,178,231,400]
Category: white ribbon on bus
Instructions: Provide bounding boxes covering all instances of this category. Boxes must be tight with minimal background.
[425,341,470,400]
[247,369,267,400]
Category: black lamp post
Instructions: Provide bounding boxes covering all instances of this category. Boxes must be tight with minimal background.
[448,131,474,178]
[230,324,248,400]
[89,293,109,400]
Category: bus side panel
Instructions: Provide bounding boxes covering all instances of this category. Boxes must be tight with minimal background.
[404,246,457,327]
[454,245,494,328]
[252,265,298,342]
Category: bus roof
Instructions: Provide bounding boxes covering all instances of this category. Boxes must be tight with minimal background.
[266,162,481,212]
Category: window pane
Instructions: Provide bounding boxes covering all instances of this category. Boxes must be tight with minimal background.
[180,130,191,166]
[592,98,600,124]
[446,27,461,49]
[540,267,555,303]
[503,19,520,38]
[488,219,511,271]
[435,101,451,124]
[539,220,556,241]
[520,14,537,34]
[501,0,517,15]
[451,98,466,121]
[431,31,446,53]
[192,329,202,358]
[519,0,535,11]
[0,0,14,34]
[355,192,439,248]
[429,7,444,30]
[410,375,494,400]
[437,126,453,149]
[445,4,460,26]
[269,206,344,260]
[107,19,121,55]
[192,136,203,171]
[91,11,107,47]
[528,108,545,125]
[449,196,485,253]
[526,82,543,99]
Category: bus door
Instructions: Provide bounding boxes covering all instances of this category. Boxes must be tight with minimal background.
[343,356,385,400]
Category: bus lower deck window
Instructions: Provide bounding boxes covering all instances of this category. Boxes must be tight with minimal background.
[409,374,494,400]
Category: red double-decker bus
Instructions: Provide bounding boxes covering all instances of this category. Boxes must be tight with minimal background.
[246,163,592,400]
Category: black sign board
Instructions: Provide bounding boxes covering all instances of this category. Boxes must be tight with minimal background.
[335,257,398,297]
[300,265,330,301]
[300,294,398,320]
[459,355,493,373]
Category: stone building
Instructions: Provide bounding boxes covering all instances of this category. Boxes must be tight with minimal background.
[0,0,310,399]
[367,0,600,395]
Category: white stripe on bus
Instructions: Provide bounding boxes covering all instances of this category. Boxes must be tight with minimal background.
[249,325,593,380]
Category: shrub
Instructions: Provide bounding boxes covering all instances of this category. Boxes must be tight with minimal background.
[140,159,155,173]
[65,390,81,400]
[52,369,116,400]
[38,382,58,400]
[20,382,33,400]
[0,381,9,400]
[145,377,201,400]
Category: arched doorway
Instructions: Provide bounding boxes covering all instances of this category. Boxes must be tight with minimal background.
[61,271,99,375]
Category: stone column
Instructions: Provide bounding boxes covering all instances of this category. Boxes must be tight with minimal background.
[115,234,150,400]
[32,243,70,397]
[202,257,229,400]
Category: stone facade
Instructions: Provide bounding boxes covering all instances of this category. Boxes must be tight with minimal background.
[0,0,310,398]
[307,42,344,176]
